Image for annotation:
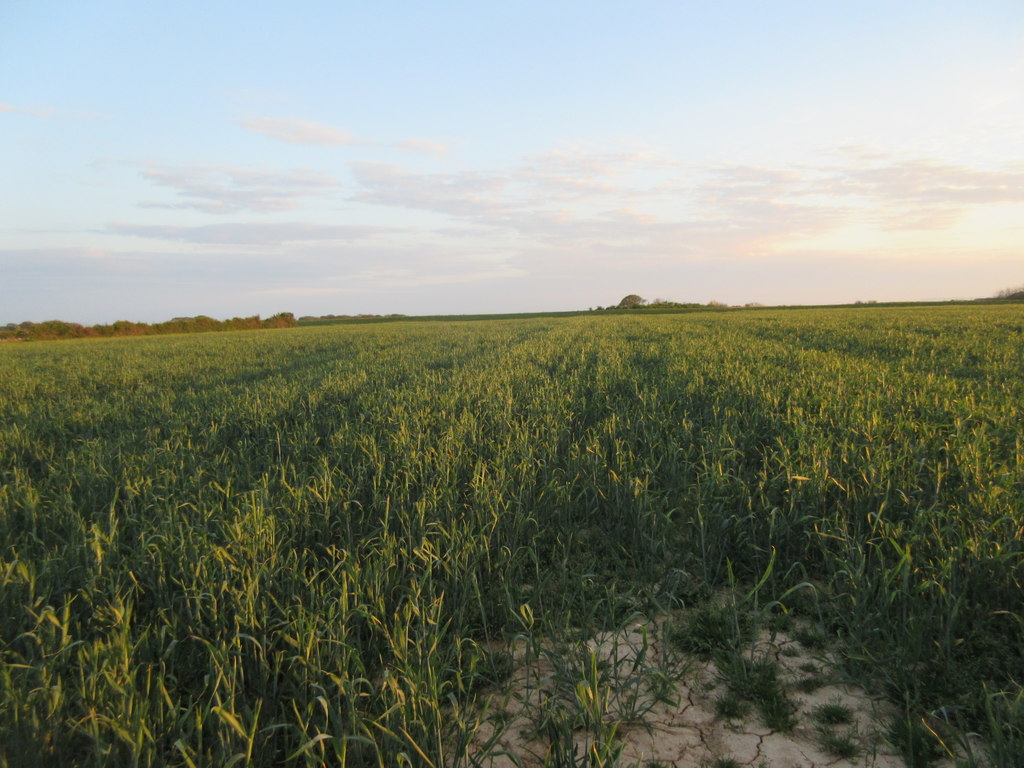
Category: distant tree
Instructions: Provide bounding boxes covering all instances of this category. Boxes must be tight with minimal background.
[263,312,298,328]
[995,284,1024,299]
[617,294,646,308]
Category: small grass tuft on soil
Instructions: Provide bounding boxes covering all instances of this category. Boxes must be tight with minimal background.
[669,602,754,657]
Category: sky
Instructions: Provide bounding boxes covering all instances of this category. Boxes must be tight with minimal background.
[2,0,1023,323]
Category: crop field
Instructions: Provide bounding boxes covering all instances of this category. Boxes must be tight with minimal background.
[1,305,1022,767]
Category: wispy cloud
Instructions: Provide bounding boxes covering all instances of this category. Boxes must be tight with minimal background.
[137,165,339,214]
[348,147,673,226]
[346,152,837,258]
[350,162,512,218]
[841,157,1024,202]
[239,116,450,155]
[0,246,116,269]
[105,221,391,246]
[691,164,849,247]
[342,148,1024,266]
[517,146,677,201]
[393,138,450,155]
[829,157,1024,229]
[359,265,527,287]
[238,117,365,146]
[250,264,526,295]
[0,102,54,118]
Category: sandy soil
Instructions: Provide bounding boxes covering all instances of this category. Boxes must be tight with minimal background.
[459,615,974,768]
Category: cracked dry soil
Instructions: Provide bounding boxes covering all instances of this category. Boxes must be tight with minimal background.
[461,617,968,768]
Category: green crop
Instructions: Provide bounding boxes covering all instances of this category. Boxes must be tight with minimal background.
[1,305,1021,766]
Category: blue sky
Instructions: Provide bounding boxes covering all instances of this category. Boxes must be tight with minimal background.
[3,1,1023,322]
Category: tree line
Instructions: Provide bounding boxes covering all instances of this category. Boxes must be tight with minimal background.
[0,313,297,342]
[589,295,734,311]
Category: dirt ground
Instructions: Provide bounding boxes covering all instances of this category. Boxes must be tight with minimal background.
[462,616,975,768]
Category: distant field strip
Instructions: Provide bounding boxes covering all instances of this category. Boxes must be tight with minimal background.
[1,306,1022,766]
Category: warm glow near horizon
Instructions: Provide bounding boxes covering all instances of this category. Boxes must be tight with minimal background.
[2,1,1023,322]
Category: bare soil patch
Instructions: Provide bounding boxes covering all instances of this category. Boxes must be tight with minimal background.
[461,614,973,767]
